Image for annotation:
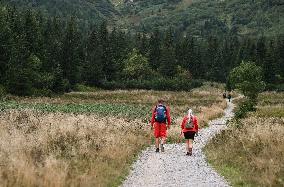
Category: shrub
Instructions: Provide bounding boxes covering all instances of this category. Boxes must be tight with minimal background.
[0,85,6,100]
[264,83,284,91]
[73,84,100,92]
[7,68,33,96]
[122,49,154,80]
[275,83,284,92]
[229,61,265,101]
[31,88,53,97]
[235,99,256,119]
[100,78,203,91]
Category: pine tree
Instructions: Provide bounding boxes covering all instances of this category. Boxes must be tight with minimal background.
[205,36,222,81]
[109,28,129,80]
[263,40,274,84]
[42,17,63,72]
[52,63,66,93]
[148,29,162,70]
[61,17,81,86]
[159,29,176,78]
[277,35,284,83]
[255,36,266,67]
[84,26,104,85]
[0,8,11,83]
[99,21,114,81]
[23,9,43,56]
[175,36,198,78]
[136,32,148,56]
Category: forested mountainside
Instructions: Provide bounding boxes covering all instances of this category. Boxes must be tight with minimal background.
[2,0,284,37]
[1,0,119,28]
[115,0,284,37]
[0,1,284,96]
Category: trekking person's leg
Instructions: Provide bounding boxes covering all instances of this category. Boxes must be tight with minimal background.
[185,139,189,152]
[161,136,166,145]
[155,138,159,148]
[154,123,160,152]
[188,139,193,155]
[160,136,166,152]
[184,132,191,155]
[159,123,167,152]
[188,139,193,148]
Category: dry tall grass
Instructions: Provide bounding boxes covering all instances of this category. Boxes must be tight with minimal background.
[0,85,227,186]
[0,110,150,187]
[205,92,284,187]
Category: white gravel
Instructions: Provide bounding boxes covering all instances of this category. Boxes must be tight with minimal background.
[120,99,235,187]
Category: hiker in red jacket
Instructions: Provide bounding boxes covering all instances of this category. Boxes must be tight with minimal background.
[180,109,198,156]
[150,99,171,152]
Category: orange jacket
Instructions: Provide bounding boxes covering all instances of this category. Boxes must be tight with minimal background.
[180,115,198,133]
[150,105,171,126]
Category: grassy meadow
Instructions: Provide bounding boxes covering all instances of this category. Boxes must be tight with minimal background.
[0,83,226,187]
[205,92,284,187]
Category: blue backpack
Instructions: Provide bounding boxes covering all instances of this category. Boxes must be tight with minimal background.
[155,104,167,122]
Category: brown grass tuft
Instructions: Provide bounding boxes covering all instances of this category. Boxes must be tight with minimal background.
[0,85,227,186]
[205,92,284,186]
[205,93,284,187]
[0,110,150,187]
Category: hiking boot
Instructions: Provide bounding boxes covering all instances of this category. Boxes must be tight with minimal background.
[161,144,164,152]
[156,148,159,152]
[189,148,192,156]
[186,152,190,156]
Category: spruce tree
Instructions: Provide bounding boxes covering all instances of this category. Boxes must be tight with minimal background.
[159,29,176,78]
[149,29,162,70]
[84,26,104,85]
[61,17,81,86]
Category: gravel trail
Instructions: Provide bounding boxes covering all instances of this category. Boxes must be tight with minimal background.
[121,99,235,187]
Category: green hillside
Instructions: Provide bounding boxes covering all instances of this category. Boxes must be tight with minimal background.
[2,0,283,37]
[1,0,119,26]
[115,0,284,37]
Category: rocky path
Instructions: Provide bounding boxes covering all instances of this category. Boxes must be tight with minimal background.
[121,99,235,187]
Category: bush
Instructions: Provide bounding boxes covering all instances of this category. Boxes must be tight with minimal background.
[266,83,284,92]
[100,78,203,91]
[31,88,53,97]
[235,99,256,119]
[229,61,265,100]
[73,84,100,92]
[276,84,284,92]
[7,69,33,96]
[0,85,6,100]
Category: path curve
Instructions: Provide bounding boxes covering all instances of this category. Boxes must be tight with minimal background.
[121,99,235,187]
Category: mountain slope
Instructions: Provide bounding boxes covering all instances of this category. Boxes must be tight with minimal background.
[1,0,119,25]
[1,0,284,37]
[115,0,284,37]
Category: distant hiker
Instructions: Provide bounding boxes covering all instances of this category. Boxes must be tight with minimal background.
[227,93,232,102]
[223,92,227,99]
[180,109,198,156]
[150,99,171,152]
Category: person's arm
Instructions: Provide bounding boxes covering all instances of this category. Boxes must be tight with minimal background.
[180,115,187,134]
[150,107,155,128]
[195,117,198,135]
[166,106,171,128]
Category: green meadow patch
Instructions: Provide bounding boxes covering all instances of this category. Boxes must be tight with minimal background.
[0,101,149,119]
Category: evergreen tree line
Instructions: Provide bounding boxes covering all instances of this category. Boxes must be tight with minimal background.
[0,7,283,96]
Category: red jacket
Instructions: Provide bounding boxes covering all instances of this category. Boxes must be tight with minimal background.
[150,105,171,126]
[180,115,198,133]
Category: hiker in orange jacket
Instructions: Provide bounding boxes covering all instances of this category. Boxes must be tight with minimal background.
[180,109,198,156]
[150,99,171,152]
